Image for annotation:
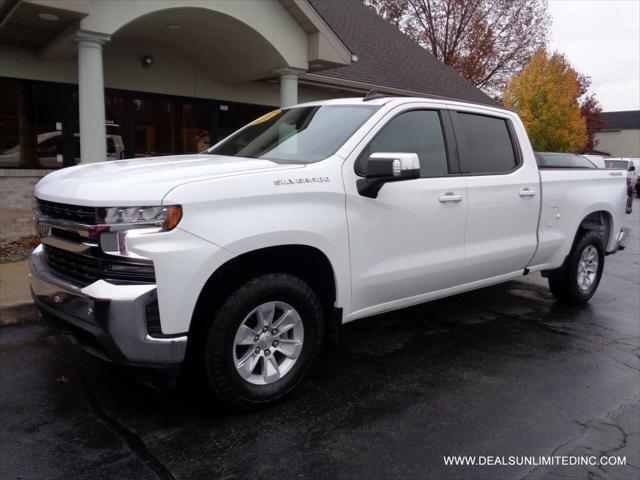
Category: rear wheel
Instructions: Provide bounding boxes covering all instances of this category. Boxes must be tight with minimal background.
[202,273,324,410]
[548,230,604,304]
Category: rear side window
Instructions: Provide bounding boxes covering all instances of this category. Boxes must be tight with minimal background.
[535,153,597,168]
[359,110,448,177]
[456,113,518,174]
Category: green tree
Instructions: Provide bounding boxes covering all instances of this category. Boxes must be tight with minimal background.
[503,48,587,152]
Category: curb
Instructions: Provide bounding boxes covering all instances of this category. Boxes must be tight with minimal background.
[0,302,40,326]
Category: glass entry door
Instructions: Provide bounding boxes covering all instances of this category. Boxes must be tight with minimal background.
[132,97,174,157]
[177,102,210,154]
[129,96,211,158]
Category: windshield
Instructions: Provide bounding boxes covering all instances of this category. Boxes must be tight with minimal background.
[208,105,380,163]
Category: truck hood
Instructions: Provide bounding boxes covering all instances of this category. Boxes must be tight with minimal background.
[35,154,303,206]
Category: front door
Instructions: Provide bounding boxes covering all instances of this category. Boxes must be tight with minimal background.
[344,107,468,318]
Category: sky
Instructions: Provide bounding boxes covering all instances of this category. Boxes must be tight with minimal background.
[548,0,640,112]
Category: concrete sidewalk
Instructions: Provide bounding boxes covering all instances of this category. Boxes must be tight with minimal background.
[0,260,38,325]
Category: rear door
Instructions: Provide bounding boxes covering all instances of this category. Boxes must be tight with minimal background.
[450,108,540,283]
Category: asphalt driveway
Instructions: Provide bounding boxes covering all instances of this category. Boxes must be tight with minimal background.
[1,201,639,480]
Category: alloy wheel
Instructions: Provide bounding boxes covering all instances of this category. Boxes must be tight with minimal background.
[232,301,304,385]
[577,245,599,291]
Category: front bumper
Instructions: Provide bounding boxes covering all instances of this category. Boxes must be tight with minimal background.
[29,245,187,367]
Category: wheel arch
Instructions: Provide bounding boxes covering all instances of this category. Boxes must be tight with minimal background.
[188,244,340,341]
[541,209,613,278]
[576,209,613,251]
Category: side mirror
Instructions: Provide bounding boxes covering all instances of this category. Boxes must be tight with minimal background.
[357,152,420,198]
[629,164,635,172]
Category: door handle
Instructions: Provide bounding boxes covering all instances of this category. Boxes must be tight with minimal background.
[519,188,536,197]
[439,193,463,203]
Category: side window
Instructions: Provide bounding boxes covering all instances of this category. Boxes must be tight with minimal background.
[456,113,517,174]
[359,110,448,178]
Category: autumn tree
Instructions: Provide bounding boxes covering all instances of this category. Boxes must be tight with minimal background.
[365,0,550,94]
[503,48,587,152]
[576,74,606,153]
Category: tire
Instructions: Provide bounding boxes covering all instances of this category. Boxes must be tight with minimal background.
[548,230,605,304]
[202,273,324,410]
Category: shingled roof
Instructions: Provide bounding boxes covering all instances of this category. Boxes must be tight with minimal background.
[307,0,497,106]
[599,111,640,130]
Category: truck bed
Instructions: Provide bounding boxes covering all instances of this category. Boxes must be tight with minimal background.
[530,168,628,270]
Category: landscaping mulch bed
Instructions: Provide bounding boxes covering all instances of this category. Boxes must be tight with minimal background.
[0,236,40,263]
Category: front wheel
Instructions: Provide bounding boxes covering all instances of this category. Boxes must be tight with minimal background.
[202,273,324,410]
[548,230,605,304]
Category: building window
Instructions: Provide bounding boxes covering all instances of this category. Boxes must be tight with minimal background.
[216,103,273,143]
[0,77,275,168]
[0,78,75,169]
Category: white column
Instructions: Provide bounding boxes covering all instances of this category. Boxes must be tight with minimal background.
[276,69,304,108]
[74,31,110,164]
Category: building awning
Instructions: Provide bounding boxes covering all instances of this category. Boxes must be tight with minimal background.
[0,0,353,79]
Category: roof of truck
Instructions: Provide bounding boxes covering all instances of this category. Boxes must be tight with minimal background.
[295,95,512,116]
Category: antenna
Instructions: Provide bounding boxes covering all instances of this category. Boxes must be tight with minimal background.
[363,89,385,101]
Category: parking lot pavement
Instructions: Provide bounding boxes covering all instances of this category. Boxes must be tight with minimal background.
[1,202,638,480]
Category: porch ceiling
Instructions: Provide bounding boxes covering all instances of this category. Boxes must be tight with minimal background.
[0,0,84,50]
[4,0,351,78]
[112,8,290,83]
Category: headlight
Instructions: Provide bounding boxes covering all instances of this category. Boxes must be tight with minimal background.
[98,205,182,231]
[96,205,182,259]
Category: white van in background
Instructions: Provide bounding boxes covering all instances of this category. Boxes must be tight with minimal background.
[604,158,638,183]
[627,158,640,185]
[584,156,638,184]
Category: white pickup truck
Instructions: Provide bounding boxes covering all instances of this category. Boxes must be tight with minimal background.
[30,96,629,409]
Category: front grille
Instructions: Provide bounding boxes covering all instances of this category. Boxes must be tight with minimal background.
[44,245,101,284]
[37,199,97,225]
[50,227,86,243]
[37,199,156,286]
[44,245,155,286]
